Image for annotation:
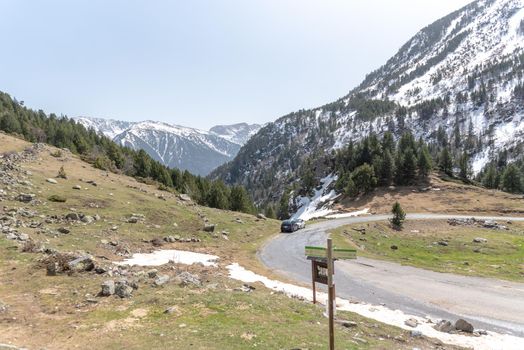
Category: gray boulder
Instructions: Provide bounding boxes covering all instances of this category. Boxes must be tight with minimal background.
[115,280,133,298]
[203,224,215,232]
[176,271,201,287]
[68,256,95,272]
[100,280,115,296]
[154,275,170,286]
[16,193,35,203]
[65,213,80,221]
[455,319,474,333]
[434,320,454,333]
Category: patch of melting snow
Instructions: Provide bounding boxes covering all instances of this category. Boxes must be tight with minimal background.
[115,250,219,267]
[226,263,524,350]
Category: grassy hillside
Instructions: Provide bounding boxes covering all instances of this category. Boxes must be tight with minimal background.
[331,219,524,281]
[0,133,456,349]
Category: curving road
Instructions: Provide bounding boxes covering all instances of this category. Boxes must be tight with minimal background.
[259,214,524,336]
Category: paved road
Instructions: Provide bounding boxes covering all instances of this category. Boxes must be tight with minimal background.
[259,214,524,336]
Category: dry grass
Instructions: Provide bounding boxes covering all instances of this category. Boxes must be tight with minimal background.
[335,173,524,216]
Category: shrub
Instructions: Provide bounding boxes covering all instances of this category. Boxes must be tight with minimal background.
[390,201,406,229]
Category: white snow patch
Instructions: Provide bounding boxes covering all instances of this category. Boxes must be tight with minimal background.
[325,208,370,219]
[115,250,219,267]
[226,263,524,350]
[292,174,339,221]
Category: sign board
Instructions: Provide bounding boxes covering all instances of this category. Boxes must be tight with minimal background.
[305,246,357,260]
[312,260,328,285]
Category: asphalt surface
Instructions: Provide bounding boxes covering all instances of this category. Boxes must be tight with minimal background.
[259,214,524,337]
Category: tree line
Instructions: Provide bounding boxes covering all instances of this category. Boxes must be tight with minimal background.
[0,91,255,214]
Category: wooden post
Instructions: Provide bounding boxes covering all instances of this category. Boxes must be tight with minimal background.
[311,260,316,304]
[327,238,335,350]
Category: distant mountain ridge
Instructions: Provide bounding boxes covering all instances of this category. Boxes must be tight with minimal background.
[74,117,261,175]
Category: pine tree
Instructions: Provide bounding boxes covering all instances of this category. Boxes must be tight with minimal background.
[417,145,432,178]
[351,163,377,194]
[264,205,276,219]
[390,201,406,229]
[481,164,499,189]
[278,191,291,220]
[230,185,252,213]
[396,148,417,185]
[501,164,522,193]
[458,152,472,181]
[439,147,453,176]
[380,150,395,185]
[206,181,230,209]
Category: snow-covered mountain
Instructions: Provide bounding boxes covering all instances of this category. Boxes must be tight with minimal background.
[210,123,262,145]
[75,116,133,139]
[75,117,260,175]
[212,0,524,204]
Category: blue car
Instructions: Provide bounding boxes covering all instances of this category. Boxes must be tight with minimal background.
[281,219,306,233]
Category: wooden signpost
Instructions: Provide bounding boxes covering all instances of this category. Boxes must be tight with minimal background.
[306,240,357,350]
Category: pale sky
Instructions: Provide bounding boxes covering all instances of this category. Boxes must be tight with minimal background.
[0,0,473,130]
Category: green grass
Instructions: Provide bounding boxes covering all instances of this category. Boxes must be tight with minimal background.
[331,220,524,281]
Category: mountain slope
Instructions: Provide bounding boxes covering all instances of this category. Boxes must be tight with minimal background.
[75,117,260,175]
[114,121,240,175]
[74,116,133,139]
[213,0,524,204]
[210,123,262,145]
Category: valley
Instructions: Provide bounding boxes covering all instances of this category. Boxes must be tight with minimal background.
[1,0,524,349]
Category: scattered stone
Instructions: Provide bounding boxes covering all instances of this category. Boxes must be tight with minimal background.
[48,194,67,203]
[57,227,70,234]
[93,214,101,221]
[404,318,419,328]
[65,213,80,221]
[339,321,357,328]
[72,185,82,190]
[390,245,398,250]
[203,224,215,232]
[115,280,133,298]
[236,284,255,292]
[127,217,139,223]
[81,215,94,224]
[176,271,201,287]
[473,237,488,243]
[154,275,170,286]
[178,194,191,202]
[455,319,474,333]
[0,300,8,313]
[46,178,58,184]
[147,269,158,278]
[256,213,267,220]
[448,218,507,230]
[409,330,422,338]
[16,193,35,203]
[434,320,454,333]
[100,280,115,296]
[68,256,95,272]
[151,238,164,247]
[437,241,449,246]
[164,306,180,315]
